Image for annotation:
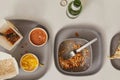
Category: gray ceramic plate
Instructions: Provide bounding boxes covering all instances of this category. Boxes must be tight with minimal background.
[110,33,120,70]
[54,25,103,76]
[0,19,52,80]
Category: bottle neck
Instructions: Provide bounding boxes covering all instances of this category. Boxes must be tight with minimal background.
[73,0,81,7]
[71,2,81,11]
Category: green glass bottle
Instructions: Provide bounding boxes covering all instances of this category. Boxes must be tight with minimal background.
[66,0,82,19]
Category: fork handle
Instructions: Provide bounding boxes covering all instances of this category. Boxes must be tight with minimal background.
[76,38,97,52]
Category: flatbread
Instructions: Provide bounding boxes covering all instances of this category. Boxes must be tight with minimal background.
[110,44,120,59]
[0,52,19,79]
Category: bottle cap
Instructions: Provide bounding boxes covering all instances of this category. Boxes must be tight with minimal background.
[60,0,68,7]
[73,0,81,7]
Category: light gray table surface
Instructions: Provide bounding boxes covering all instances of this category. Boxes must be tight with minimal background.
[0,0,120,80]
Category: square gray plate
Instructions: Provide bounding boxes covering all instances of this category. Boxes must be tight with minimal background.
[54,25,104,76]
[110,32,120,70]
[0,19,52,80]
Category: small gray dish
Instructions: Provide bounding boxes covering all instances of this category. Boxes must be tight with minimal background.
[58,38,92,72]
[110,32,120,70]
[54,25,103,76]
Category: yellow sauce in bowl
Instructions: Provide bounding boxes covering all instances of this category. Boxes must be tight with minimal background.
[20,53,39,72]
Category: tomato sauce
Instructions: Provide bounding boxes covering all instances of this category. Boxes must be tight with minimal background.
[30,28,47,45]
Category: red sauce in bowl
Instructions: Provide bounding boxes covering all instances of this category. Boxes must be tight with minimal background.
[30,28,47,46]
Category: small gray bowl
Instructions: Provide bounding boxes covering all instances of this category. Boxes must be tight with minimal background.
[56,38,92,75]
